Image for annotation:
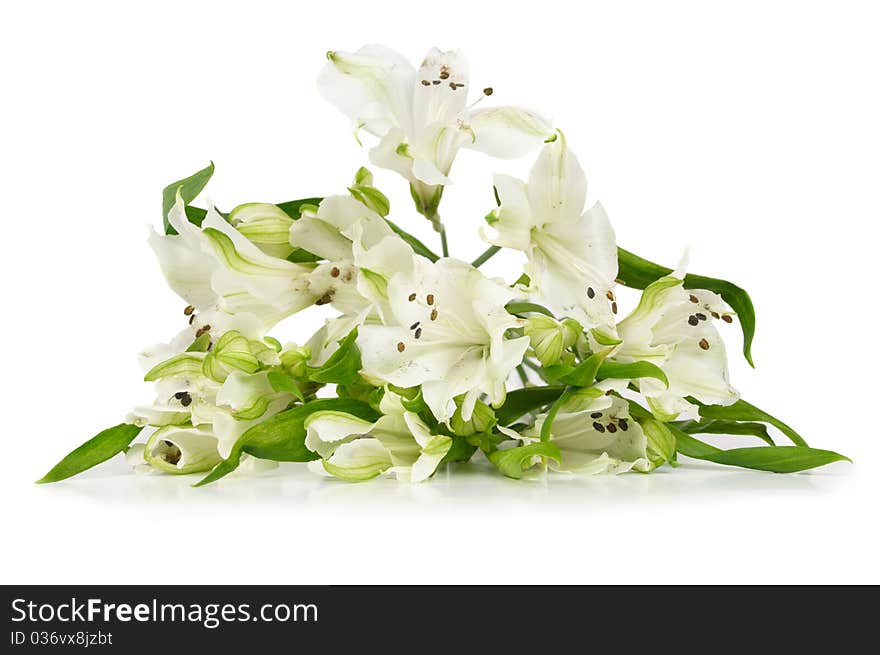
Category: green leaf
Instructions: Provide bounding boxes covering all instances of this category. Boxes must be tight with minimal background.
[306,329,362,386]
[616,246,756,367]
[505,301,554,318]
[488,442,561,479]
[266,370,305,402]
[37,424,143,484]
[595,361,668,387]
[671,427,850,473]
[496,385,566,425]
[548,351,608,387]
[195,399,379,486]
[276,197,324,220]
[540,387,575,442]
[162,162,215,235]
[384,219,440,262]
[695,399,807,447]
[678,419,775,446]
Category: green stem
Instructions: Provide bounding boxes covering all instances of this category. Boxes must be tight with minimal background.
[471,245,500,268]
[439,223,449,258]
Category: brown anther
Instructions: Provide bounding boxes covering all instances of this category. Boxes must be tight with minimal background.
[722,314,733,324]
[612,301,618,314]
[689,294,699,303]
[409,321,421,330]
[695,312,707,321]
[430,308,438,321]
[432,80,441,85]
[449,82,457,90]
[615,278,625,286]
[593,422,606,433]
[343,271,353,282]
[606,290,615,301]
[618,418,629,431]
[590,412,602,419]
[699,338,710,350]
[587,287,596,299]
[195,326,207,337]
[421,80,431,86]
[439,70,450,80]
[207,341,213,351]
[184,305,195,316]
[483,87,494,96]
[315,293,333,306]
[688,315,699,326]
[414,327,422,339]
[189,314,196,325]
[408,293,417,302]
[711,312,721,319]
[330,266,340,278]
[397,342,406,352]
[426,294,435,305]
[606,423,618,434]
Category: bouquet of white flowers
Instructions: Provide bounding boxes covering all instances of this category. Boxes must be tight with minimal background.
[39,45,848,485]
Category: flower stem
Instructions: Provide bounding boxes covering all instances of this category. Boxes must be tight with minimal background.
[439,224,450,258]
[471,245,500,268]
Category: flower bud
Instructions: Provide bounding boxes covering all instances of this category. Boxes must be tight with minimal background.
[524,315,566,367]
[228,203,295,258]
[640,417,677,469]
[450,398,496,437]
[280,344,311,379]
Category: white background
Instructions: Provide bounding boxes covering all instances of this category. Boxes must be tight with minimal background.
[2,0,878,584]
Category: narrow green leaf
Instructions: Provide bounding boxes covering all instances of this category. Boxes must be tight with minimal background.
[671,426,849,472]
[488,442,561,479]
[616,246,756,367]
[195,398,380,486]
[496,385,566,425]
[505,301,555,318]
[37,424,143,484]
[306,329,362,386]
[596,361,668,387]
[695,399,807,447]
[162,162,215,235]
[384,219,440,262]
[678,419,775,446]
[267,370,305,402]
[540,387,574,442]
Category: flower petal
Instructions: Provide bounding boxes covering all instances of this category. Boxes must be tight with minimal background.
[467,106,554,159]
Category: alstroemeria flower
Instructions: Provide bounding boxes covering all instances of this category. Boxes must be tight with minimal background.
[525,396,651,474]
[615,271,740,420]
[484,134,619,335]
[290,186,416,364]
[305,390,452,482]
[149,193,319,335]
[318,45,554,218]
[357,256,530,422]
[130,328,298,466]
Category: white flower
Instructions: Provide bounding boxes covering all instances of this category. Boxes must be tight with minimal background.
[149,193,319,334]
[484,134,619,335]
[526,396,651,474]
[305,390,452,482]
[289,188,416,365]
[615,271,740,420]
[357,256,529,422]
[318,45,554,218]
